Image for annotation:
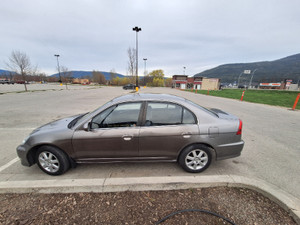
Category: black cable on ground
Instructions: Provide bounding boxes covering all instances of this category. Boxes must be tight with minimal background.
[155,209,237,225]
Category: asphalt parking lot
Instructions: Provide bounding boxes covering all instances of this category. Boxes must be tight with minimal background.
[0,84,299,202]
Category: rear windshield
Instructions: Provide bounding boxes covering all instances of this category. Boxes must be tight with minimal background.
[185,100,219,117]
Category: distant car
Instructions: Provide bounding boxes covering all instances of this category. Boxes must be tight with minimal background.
[123,84,140,90]
[0,79,14,84]
[238,85,248,89]
[17,94,244,175]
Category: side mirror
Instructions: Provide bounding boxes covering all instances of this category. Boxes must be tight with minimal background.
[83,122,91,131]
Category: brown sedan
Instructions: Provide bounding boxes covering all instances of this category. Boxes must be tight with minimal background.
[17,93,244,175]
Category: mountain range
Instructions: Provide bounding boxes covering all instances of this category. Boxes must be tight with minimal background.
[50,71,125,80]
[194,53,300,83]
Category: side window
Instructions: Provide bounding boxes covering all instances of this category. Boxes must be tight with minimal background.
[182,108,196,124]
[146,102,182,126]
[91,102,142,128]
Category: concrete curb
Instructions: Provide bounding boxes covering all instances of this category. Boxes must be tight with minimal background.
[0,175,299,224]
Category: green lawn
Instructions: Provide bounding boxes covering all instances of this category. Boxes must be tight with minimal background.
[187,89,300,109]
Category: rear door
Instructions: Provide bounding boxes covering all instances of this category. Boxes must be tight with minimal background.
[139,102,199,159]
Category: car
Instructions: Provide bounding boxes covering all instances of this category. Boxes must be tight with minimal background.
[17,94,244,175]
[0,79,14,84]
[123,83,140,90]
[238,85,248,89]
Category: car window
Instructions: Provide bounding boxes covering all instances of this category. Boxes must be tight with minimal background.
[182,108,196,124]
[91,102,142,128]
[185,99,218,117]
[145,102,196,126]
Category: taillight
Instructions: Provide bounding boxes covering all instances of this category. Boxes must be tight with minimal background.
[236,119,242,135]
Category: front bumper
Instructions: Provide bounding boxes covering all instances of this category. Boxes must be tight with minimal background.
[215,140,245,160]
[16,144,32,167]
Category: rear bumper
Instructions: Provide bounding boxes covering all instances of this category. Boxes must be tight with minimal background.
[215,140,244,160]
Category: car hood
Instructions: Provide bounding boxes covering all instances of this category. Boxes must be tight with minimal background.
[31,116,77,135]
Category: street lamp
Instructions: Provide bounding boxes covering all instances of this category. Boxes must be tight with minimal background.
[132,26,142,87]
[54,54,62,83]
[249,69,258,88]
[183,66,186,75]
[143,58,147,85]
[237,71,244,87]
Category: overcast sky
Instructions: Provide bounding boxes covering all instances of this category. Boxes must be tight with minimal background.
[1,0,300,77]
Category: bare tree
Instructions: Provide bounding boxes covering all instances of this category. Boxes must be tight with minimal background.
[110,69,117,84]
[60,66,73,89]
[127,47,136,83]
[6,50,34,91]
[92,70,106,85]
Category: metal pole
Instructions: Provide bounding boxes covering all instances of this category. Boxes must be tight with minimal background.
[132,26,141,87]
[54,54,62,83]
[183,66,186,75]
[136,31,138,87]
[249,69,258,88]
[143,58,147,85]
[237,71,244,87]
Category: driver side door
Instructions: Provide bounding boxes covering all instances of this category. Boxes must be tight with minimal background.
[72,102,143,161]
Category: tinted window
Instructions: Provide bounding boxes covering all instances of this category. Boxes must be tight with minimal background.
[92,102,142,128]
[183,108,196,124]
[145,102,195,126]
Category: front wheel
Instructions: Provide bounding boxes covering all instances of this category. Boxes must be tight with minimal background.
[179,144,212,173]
[36,146,70,175]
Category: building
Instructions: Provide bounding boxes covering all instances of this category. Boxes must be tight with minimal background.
[259,79,294,90]
[201,78,220,90]
[172,75,188,89]
[72,78,90,85]
[172,75,220,90]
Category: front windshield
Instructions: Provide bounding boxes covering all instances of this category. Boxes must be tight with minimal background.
[72,101,114,127]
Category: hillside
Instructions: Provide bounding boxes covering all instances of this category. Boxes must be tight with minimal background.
[50,71,125,81]
[0,69,12,76]
[194,54,300,83]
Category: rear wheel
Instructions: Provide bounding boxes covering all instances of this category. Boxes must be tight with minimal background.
[179,144,212,173]
[36,146,70,175]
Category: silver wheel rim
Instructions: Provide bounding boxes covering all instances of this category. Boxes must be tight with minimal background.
[185,149,208,170]
[38,151,60,173]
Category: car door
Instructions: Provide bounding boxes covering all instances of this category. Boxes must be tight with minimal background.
[139,102,199,160]
[72,102,143,160]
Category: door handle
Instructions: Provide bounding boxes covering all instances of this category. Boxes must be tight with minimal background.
[122,135,133,141]
[182,132,192,138]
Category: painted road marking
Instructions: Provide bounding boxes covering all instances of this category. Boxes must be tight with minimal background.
[0,128,35,130]
[0,158,19,173]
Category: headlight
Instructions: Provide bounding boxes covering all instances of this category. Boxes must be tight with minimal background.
[22,136,30,144]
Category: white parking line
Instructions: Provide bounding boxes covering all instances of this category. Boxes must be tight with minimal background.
[0,158,19,173]
[0,128,35,130]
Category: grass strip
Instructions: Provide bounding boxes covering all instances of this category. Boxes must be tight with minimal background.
[187,89,300,109]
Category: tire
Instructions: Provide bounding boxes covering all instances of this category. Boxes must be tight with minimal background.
[179,144,212,173]
[36,146,70,175]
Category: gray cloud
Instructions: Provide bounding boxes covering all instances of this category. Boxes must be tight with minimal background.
[1,0,300,76]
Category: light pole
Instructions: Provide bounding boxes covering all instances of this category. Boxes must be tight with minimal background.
[54,54,62,83]
[249,69,258,88]
[237,71,244,87]
[143,58,147,86]
[183,66,186,75]
[132,26,142,87]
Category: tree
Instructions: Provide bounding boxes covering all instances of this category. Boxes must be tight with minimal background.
[165,78,173,87]
[127,47,136,83]
[110,69,117,83]
[92,70,106,85]
[146,69,165,87]
[61,66,73,89]
[6,50,35,91]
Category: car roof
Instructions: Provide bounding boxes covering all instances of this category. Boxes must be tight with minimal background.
[111,93,187,104]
